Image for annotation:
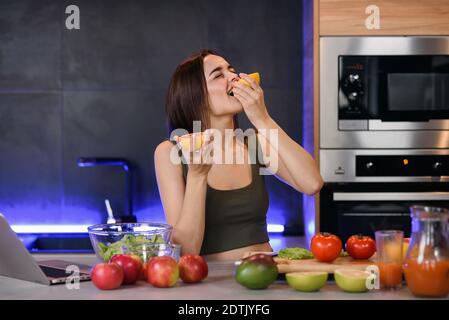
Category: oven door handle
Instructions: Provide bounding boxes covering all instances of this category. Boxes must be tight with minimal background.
[333,192,449,201]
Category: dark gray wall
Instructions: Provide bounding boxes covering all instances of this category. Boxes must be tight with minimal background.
[0,0,304,232]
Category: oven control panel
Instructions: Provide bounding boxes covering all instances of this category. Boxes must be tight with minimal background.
[356,155,449,176]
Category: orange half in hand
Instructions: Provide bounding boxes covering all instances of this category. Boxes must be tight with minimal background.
[177,133,205,152]
[238,72,261,88]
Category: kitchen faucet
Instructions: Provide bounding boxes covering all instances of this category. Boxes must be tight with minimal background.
[77,157,137,223]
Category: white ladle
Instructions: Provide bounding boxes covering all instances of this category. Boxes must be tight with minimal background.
[105,199,116,224]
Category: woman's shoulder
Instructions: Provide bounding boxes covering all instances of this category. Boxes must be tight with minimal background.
[155,139,175,151]
[154,139,179,166]
[154,140,187,189]
[154,139,174,154]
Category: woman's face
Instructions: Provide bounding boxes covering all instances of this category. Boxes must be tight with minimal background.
[203,54,242,117]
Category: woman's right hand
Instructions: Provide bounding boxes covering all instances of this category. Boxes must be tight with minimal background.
[175,130,214,178]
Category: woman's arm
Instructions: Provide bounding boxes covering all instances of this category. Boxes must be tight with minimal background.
[255,117,323,195]
[154,140,211,254]
[232,73,323,195]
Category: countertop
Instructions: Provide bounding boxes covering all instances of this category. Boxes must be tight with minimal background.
[1,252,446,300]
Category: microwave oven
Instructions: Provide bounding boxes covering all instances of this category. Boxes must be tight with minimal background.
[339,55,449,123]
[320,37,449,149]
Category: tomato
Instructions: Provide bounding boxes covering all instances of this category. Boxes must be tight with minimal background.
[345,235,376,260]
[311,232,342,262]
[235,254,278,289]
[179,255,208,283]
[110,254,143,285]
[91,262,124,290]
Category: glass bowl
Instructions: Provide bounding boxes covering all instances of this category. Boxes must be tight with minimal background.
[88,222,173,261]
[122,243,182,263]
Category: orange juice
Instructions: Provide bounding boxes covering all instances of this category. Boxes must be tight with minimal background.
[403,258,449,297]
[377,262,403,288]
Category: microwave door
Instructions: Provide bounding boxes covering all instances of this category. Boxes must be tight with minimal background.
[380,72,449,122]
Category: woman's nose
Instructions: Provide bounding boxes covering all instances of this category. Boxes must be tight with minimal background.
[228,73,239,83]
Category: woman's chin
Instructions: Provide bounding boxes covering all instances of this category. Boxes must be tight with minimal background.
[228,106,243,116]
[234,104,244,114]
[213,98,243,115]
[230,97,244,113]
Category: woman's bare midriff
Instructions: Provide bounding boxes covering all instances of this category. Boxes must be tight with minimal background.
[203,242,273,261]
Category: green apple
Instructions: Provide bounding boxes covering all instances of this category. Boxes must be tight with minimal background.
[334,269,370,293]
[285,272,328,292]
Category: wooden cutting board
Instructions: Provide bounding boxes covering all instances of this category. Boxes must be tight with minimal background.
[243,252,376,273]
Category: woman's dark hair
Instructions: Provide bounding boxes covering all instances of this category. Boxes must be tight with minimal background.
[165,49,216,134]
[165,49,238,134]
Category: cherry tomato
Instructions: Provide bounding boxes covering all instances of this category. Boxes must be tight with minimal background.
[345,235,376,260]
[311,232,342,262]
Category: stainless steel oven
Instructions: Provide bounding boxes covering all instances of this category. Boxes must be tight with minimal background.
[320,181,449,243]
[319,149,449,242]
[319,37,449,241]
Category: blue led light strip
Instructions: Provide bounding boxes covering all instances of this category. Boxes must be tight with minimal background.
[11,224,284,234]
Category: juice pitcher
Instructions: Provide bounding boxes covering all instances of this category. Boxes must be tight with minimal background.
[403,205,449,298]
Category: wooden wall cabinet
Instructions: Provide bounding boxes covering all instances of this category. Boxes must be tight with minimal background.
[319,0,449,36]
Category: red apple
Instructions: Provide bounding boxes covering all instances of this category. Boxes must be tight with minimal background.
[178,255,208,283]
[130,254,144,273]
[146,256,179,288]
[110,254,143,285]
[140,262,148,281]
[91,263,124,290]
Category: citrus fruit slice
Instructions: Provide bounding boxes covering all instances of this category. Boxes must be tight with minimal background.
[238,72,261,87]
[334,269,371,293]
[177,133,205,152]
[286,271,328,292]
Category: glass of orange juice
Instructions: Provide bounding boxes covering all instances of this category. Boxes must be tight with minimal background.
[375,230,404,290]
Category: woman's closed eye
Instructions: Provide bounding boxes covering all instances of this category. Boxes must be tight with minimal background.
[214,73,224,79]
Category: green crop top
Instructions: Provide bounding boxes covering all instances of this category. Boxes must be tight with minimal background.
[170,134,270,255]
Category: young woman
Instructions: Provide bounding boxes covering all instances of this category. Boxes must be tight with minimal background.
[154,49,323,261]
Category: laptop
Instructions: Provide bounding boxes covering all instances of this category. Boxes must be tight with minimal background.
[0,213,91,285]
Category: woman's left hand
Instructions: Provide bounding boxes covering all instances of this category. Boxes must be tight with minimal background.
[232,73,270,127]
